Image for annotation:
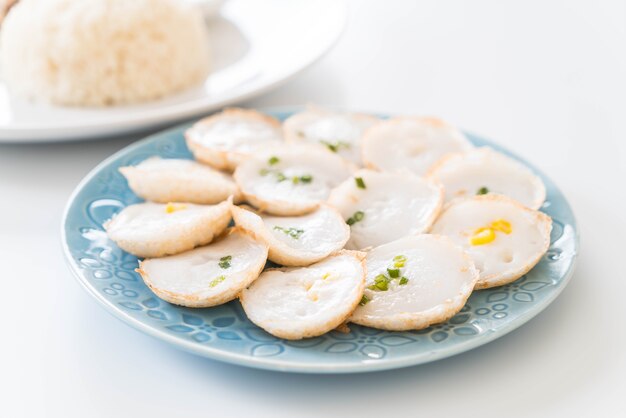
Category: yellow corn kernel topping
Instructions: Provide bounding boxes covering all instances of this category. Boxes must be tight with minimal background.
[470,227,496,246]
[490,219,512,234]
[165,202,187,214]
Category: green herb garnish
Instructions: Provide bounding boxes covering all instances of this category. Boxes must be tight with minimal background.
[321,141,339,152]
[262,156,313,185]
[209,275,226,288]
[274,226,305,239]
[291,174,313,184]
[359,295,370,306]
[367,257,410,291]
[477,186,489,195]
[387,268,400,278]
[347,210,365,226]
[218,255,232,269]
[355,177,366,189]
[366,255,409,292]
[370,281,388,291]
[368,274,390,291]
[393,255,407,268]
[374,274,388,283]
[320,140,350,153]
[262,169,312,184]
[268,156,280,165]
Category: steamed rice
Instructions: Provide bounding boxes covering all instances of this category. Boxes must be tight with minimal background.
[0,0,211,106]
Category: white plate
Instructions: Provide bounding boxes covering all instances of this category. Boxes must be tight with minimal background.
[0,0,346,143]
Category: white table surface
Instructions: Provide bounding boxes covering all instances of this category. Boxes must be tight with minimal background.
[2,1,625,417]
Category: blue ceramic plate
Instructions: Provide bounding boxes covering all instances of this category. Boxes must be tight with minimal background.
[62,109,579,373]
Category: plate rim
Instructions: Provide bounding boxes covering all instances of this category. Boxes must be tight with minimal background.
[61,109,579,373]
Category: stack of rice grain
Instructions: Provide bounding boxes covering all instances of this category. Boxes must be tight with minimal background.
[0,0,211,106]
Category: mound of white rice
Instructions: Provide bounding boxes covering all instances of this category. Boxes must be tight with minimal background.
[0,0,211,106]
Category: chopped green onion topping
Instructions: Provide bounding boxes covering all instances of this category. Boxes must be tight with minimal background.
[477,186,489,195]
[320,140,350,153]
[218,255,232,269]
[325,142,338,152]
[263,168,313,184]
[373,280,388,291]
[393,255,407,268]
[366,256,411,291]
[209,275,226,288]
[262,156,313,184]
[355,177,366,189]
[359,295,370,306]
[374,274,388,283]
[387,268,400,278]
[367,274,390,291]
[321,141,338,152]
[290,174,313,184]
[346,210,365,226]
[273,226,305,239]
[268,156,280,165]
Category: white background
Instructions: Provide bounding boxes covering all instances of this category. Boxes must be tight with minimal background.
[1,1,625,417]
